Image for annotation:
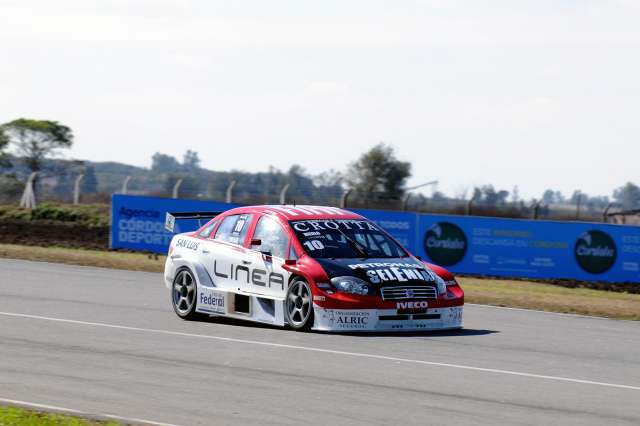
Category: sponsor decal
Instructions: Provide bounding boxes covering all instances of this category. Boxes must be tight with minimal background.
[574,230,617,274]
[291,220,378,233]
[197,289,225,314]
[314,295,326,302]
[396,300,428,314]
[214,260,285,290]
[176,238,200,251]
[349,262,437,284]
[424,222,468,266]
[364,267,436,284]
[323,310,371,329]
[396,301,428,310]
[348,262,421,270]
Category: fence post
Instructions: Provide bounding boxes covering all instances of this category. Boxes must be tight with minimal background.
[340,189,352,209]
[19,172,38,209]
[576,192,582,219]
[121,176,132,194]
[465,198,474,216]
[602,202,614,223]
[73,174,84,205]
[172,178,183,199]
[279,184,290,205]
[225,180,236,204]
[532,199,543,219]
[402,192,412,211]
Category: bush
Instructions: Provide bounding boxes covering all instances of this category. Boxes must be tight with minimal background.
[0,202,110,226]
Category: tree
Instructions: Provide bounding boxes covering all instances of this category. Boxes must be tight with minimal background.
[314,169,343,188]
[1,118,73,172]
[182,150,201,169]
[151,152,181,173]
[345,143,411,199]
[542,189,565,205]
[613,182,640,210]
[511,185,520,203]
[0,128,10,168]
[471,185,509,205]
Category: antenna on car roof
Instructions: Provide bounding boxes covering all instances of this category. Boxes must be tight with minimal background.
[293,200,296,207]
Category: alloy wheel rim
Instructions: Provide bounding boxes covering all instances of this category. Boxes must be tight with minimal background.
[287,281,311,326]
[173,270,195,315]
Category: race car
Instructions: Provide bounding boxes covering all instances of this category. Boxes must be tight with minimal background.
[164,205,464,332]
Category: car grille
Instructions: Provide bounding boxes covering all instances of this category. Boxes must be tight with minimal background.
[380,286,437,300]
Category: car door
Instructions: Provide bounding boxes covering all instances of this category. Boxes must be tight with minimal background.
[206,213,254,292]
[245,215,292,299]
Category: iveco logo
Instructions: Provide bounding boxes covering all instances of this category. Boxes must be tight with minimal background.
[397,301,429,309]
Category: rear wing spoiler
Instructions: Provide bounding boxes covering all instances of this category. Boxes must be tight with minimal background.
[165,211,222,233]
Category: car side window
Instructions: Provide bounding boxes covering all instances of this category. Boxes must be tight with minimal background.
[198,220,218,238]
[252,216,289,259]
[214,214,253,245]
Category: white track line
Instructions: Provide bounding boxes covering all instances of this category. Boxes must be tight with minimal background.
[1,311,639,392]
[0,397,182,426]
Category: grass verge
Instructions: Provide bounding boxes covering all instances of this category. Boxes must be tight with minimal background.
[0,243,638,320]
[459,277,640,321]
[0,244,164,273]
[0,405,120,426]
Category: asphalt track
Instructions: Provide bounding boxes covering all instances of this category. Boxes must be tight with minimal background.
[0,259,639,426]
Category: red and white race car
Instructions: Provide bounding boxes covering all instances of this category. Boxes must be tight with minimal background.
[164,205,464,332]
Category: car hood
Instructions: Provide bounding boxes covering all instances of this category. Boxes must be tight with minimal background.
[314,257,438,287]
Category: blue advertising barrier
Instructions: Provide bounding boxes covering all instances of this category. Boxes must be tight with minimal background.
[111,195,640,283]
[111,195,238,253]
[414,215,640,283]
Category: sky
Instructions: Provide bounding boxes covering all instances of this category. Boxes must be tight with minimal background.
[1,0,639,200]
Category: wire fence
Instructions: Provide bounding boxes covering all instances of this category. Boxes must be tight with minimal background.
[1,171,638,225]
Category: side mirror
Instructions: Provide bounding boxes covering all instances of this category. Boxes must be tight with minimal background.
[250,238,262,246]
[284,259,297,266]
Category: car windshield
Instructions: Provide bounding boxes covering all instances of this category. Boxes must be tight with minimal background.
[290,219,407,259]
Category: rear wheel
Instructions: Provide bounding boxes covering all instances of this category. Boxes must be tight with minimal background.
[172,268,199,320]
[285,279,313,331]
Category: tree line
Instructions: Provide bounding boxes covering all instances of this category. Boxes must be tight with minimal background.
[1,117,639,210]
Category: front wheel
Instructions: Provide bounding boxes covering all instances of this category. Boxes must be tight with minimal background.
[171,268,199,320]
[285,279,314,331]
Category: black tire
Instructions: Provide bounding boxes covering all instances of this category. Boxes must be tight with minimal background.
[285,278,314,331]
[171,267,200,320]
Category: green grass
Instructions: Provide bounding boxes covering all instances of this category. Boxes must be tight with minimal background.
[459,277,640,320]
[0,406,120,426]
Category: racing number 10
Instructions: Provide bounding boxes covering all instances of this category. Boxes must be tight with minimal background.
[303,240,325,251]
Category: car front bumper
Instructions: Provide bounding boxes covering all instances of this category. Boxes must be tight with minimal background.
[312,305,463,332]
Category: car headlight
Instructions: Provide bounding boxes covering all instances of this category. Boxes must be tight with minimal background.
[331,276,374,296]
[435,275,447,296]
